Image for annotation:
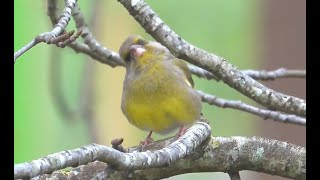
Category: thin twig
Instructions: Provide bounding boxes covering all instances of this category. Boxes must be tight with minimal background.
[197,90,306,126]
[14,40,38,63]
[189,65,306,81]
[68,42,107,60]
[47,0,110,64]
[72,3,125,67]
[242,68,306,80]
[117,0,306,117]
[14,0,77,63]
[188,64,219,80]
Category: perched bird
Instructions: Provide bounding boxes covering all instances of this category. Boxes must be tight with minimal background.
[119,35,202,145]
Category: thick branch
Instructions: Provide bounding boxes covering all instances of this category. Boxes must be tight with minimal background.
[14,0,77,63]
[197,90,306,126]
[14,122,211,179]
[117,0,306,117]
[30,136,305,180]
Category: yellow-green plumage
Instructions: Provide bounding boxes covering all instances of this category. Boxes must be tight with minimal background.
[119,35,202,134]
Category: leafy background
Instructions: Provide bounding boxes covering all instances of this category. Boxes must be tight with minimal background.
[16,0,303,179]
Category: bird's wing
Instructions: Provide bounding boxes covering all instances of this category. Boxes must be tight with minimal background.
[170,58,195,88]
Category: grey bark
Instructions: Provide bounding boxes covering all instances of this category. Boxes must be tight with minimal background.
[27,135,305,180]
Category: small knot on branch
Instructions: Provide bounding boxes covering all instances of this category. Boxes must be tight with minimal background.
[51,30,82,47]
[111,138,126,153]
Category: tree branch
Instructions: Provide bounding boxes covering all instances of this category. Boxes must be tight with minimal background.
[47,0,113,64]
[26,135,305,180]
[189,65,306,81]
[14,122,211,179]
[71,3,125,67]
[14,0,77,63]
[241,68,306,80]
[117,0,306,117]
[197,90,306,126]
[14,39,38,63]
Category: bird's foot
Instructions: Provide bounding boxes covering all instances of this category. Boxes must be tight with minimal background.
[175,126,188,138]
[139,137,154,146]
[139,131,154,147]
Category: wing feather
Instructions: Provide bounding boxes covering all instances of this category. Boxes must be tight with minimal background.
[170,59,194,88]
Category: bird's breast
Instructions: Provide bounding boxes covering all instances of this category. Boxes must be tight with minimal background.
[121,64,202,133]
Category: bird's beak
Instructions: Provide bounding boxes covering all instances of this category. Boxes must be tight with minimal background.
[129,45,146,59]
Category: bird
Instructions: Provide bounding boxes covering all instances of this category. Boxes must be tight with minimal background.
[119,35,202,145]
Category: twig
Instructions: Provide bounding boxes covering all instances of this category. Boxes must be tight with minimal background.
[47,0,109,64]
[68,41,107,60]
[71,3,125,67]
[242,68,306,80]
[197,90,306,126]
[189,65,306,81]
[14,122,211,179]
[14,40,38,63]
[14,0,77,63]
[117,0,306,117]
[188,64,219,80]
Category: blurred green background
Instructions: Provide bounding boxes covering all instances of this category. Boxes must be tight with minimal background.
[14,0,262,179]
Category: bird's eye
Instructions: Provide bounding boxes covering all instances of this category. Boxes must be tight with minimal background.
[137,39,146,45]
[125,54,131,62]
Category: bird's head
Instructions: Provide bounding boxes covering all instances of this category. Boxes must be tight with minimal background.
[119,35,148,63]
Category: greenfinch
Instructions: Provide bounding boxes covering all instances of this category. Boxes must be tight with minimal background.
[119,35,202,145]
